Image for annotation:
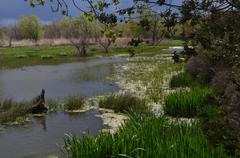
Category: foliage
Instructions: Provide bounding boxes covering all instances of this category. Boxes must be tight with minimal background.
[170,72,207,88]
[198,106,240,156]
[98,93,148,114]
[164,88,214,117]
[18,15,43,41]
[64,96,85,111]
[0,99,31,124]
[64,112,227,158]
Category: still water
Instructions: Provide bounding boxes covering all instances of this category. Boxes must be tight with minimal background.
[0,57,125,101]
[0,57,126,158]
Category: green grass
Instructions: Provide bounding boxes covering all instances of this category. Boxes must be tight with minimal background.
[0,40,184,69]
[170,72,207,88]
[164,87,214,117]
[98,93,149,114]
[64,96,85,111]
[0,99,31,124]
[64,112,227,158]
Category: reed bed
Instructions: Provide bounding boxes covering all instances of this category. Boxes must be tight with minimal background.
[98,93,149,114]
[0,99,31,124]
[164,87,214,117]
[170,72,207,88]
[64,112,227,158]
[64,96,85,111]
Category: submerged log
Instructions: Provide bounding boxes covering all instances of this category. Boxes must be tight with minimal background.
[29,89,48,114]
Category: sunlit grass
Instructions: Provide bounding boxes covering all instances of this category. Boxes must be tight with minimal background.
[164,87,214,117]
[98,93,149,114]
[64,112,227,158]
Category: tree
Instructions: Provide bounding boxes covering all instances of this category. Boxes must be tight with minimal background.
[68,15,94,56]
[19,15,43,42]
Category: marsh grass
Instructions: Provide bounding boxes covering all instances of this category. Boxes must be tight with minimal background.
[98,93,149,114]
[164,87,214,117]
[64,96,85,111]
[170,72,207,88]
[64,112,227,158]
[0,99,31,124]
[46,99,59,112]
[41,55,54,59]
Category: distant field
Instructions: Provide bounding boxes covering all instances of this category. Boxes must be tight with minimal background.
[0,40,184,69]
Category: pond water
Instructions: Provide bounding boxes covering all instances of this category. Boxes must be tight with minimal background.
[0,57,125,101]
[0,57,126,158]
[0,110,103,158]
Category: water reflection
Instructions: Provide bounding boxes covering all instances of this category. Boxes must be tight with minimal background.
[0,57,125,101]
[0,110,103,158]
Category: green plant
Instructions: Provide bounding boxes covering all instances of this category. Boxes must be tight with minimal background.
[64,112,227,158]
[41,55,54,59]
[15,55,28,59]
[64,96,85,111]
[58,52,68,56]
[0,99,31,124]
[164,87,214,117]
[198,106,240,156]
[98,93,148,114]
[170,72,207,88]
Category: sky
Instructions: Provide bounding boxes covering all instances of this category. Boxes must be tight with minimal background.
[0,0,134,26]
[0,0,180,27]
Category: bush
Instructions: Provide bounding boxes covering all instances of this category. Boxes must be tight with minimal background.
[64,113,227,158]
[98,93,148,114]
[164,88,214,117]
[198,106,240,156]
[64,96,85,111]
[185,56,212,81]
[210,69,231,95]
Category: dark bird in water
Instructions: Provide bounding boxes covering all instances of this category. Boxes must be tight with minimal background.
[29,89,48,114]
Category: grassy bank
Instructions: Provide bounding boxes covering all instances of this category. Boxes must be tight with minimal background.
[0,40,183,69]
[64,112,227,158]
[63,48,230,157]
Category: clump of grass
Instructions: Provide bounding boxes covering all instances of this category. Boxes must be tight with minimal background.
[64,96,85,111]
[64,112,227,158]
[164,87,214,117]
[15,55,28,59]
[98,93,148,114]
[58,52,68,56]
[41,55,54,59]
[170,72,207,88]
[0,99,31,124]
[46,99,59,112]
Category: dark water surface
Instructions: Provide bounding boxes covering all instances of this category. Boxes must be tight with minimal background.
[0,57,126,158]
[0,110,103,158]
